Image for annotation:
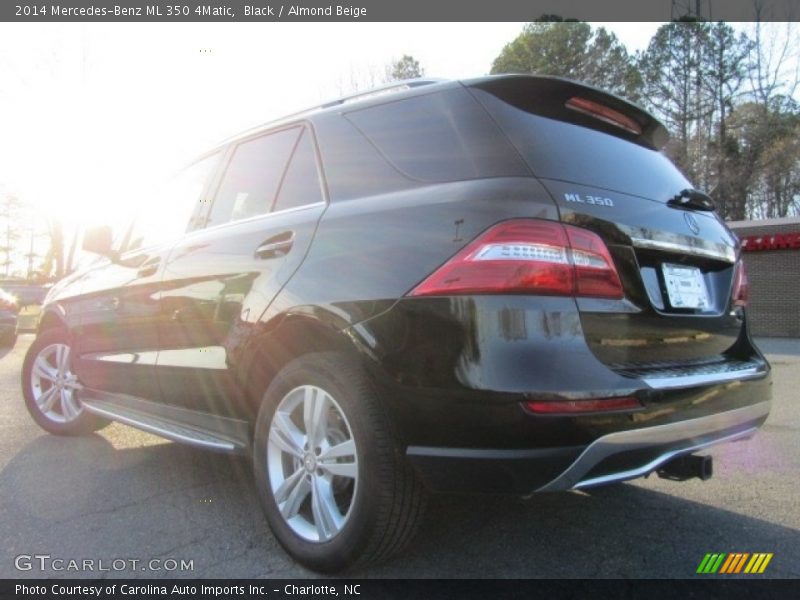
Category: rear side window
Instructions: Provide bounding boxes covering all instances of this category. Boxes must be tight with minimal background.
[273,129,324,212]
[345,88,527,182]
[472,88,691,202]
[207,127,301,227]
[125,151,221,252]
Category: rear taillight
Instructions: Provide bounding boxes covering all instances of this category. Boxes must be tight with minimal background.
[525,396,641,415]
[408,219,623,299]
[732,259,749,307]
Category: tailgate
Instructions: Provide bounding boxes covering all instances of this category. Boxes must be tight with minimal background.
[542,178,742,366]
[469,75,754,368]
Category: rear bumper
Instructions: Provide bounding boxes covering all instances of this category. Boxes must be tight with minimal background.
[349,295,772,494]
[407,401,770,494]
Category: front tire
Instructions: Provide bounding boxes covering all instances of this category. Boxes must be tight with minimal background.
[22,328,109,435]
[253,352,426,573]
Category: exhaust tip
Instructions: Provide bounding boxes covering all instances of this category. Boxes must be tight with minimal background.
[657,454,713,482]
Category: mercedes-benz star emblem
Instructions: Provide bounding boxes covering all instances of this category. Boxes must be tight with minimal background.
[684,211,700,235]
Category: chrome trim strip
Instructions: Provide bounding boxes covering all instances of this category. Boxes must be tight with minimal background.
[574,427,757,489]
[157,346,228,370]
[198,201,326,234]
[82,400,238,452]
[630,236,736,263]
[537,400,770,492]
[86,350,158,366]
[643,366,765,389]
[86,346,230,370]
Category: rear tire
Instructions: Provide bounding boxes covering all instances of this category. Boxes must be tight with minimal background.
[22,329,109,435]
[252,352,427,573]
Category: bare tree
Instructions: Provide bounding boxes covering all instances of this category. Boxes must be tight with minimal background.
[748,2,800,106]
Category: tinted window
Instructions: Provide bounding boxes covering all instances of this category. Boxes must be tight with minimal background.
[273,130,324,212]
[207,127,300,226]
[473,89,691,202]
[345,88,527,182]
[126,152,221,252]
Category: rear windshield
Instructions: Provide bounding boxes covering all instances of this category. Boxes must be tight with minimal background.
[345,88,528,182]
[471,88,691,202]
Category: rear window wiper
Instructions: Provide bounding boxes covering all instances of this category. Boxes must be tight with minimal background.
[668,189,716,211]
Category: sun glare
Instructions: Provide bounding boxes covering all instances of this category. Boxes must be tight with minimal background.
[1,21,657,270]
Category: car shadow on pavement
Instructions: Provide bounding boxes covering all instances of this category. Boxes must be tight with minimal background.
[374,485,800,579]
[1,431,798,579]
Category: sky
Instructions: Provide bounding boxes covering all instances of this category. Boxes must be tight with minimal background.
[0,22,669,235]
[11,17,799,274]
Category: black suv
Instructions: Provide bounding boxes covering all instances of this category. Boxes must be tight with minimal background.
[22,75,771,572]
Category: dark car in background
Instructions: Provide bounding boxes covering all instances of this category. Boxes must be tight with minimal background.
[0,278,50,307]
[21,75,771,572]
[0,288,19,346]
[0,279,51,345]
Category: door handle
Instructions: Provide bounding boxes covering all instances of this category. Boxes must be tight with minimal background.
[255,231,295,259]
[137,258,160,278]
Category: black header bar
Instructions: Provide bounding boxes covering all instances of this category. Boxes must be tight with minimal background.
[2,578,799,600]
[2,0,799,22]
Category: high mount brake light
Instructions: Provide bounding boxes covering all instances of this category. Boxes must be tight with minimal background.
[732,259,749,308]
[408,219,624,299]
[566,96,643,136]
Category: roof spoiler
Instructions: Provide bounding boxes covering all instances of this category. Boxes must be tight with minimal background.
[466,75,669,150]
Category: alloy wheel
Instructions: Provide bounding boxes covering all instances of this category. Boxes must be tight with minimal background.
[29,343,84,423]
[267,385,359,542]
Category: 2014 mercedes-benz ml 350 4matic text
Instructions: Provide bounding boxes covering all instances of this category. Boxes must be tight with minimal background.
[22,75,771,572]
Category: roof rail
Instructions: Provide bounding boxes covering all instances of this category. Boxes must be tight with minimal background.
[321,78,445,108]
[271,78,445,122]
[218,78,445,147]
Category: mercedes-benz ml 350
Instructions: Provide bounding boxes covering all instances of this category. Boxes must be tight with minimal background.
[23,75,771,572]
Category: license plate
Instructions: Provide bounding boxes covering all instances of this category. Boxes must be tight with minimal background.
[662,264,709,309]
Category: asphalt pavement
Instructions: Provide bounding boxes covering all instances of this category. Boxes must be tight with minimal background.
[1,334,798,578]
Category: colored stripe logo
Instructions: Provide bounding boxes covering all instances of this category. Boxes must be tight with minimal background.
[696,553,773,574]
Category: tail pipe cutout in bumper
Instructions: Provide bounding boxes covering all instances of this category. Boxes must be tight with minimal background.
[536,401,769,491]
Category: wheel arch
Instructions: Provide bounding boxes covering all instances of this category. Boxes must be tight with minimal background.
[237,311,367,418]
[37,305,69,335]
